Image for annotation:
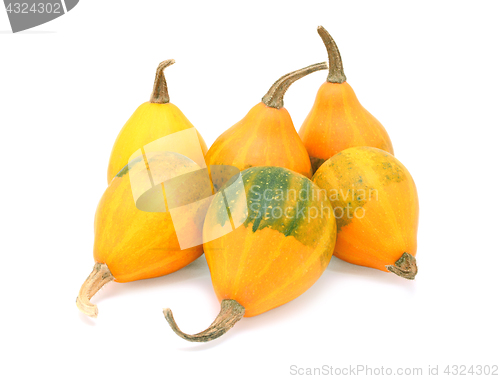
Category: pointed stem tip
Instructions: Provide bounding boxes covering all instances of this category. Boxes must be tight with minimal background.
[262,62,328,109]
[386,252,418,280]
[150,59,175,104]
[164,299,245,342]
[76,262,114,317]
[317,26,346,84]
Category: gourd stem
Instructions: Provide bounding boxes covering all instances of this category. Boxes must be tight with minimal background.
[164,299,245,342]
[386,252,418,280]
[76,262,114,318]
[150,59,175,104]
[262,62,328,109]
[317,26,346,84]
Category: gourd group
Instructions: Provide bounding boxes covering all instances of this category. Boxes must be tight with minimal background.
[77,26,420,343]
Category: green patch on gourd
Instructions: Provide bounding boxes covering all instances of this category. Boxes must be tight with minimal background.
[210,166,332,248]
[377,160,406,184]
[330,182,372,231]
[115,155,144,178]
[355,147,406,185]
[116,164,130,178]
[208,165,228,193]
[314,147,408,231]
[313,151,375,232]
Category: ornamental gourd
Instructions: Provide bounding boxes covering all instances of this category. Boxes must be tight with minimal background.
[299,26,394,173]
[312,147,418,279]
[164,166,337,341]
[77,151,209,317]
[107,60,208,184]
[205,63,327,189]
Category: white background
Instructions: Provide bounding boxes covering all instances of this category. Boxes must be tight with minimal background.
[1,1,499,378]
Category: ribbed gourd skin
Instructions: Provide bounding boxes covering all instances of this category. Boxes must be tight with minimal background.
[299,81,394,173]
[312,146,418,272]
[203,166,337,317]
[107,102,208,184]
[95,152,205,283]
[205,103,313,180]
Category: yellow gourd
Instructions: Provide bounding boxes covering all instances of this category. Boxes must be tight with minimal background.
[107,60,208,183]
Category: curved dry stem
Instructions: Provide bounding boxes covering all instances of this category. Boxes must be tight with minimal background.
[317,26,346,84]
[164,299,245,342]
[150,59,175,104]
[262,62,328,109]
[386,252,418,280]
[76,262,114,317]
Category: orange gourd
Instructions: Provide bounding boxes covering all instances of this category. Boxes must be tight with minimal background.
[299,26,394,173]
[312,147,418,279]
[164,166,337,341]
[77,151,209,317]
[206,62,327,189]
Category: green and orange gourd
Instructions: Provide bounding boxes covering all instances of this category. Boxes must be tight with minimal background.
[206,62,328,190]
[312,147,418,279]
[164,166,337,341]
[299,26,394,173]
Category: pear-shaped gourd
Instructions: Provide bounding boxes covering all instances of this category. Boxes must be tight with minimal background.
[77,151,209,317]
[299,27,394,173]
[164,166,337,342]
[107,60,208,184]
[206,62,327,190]
[312,147,418,279]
